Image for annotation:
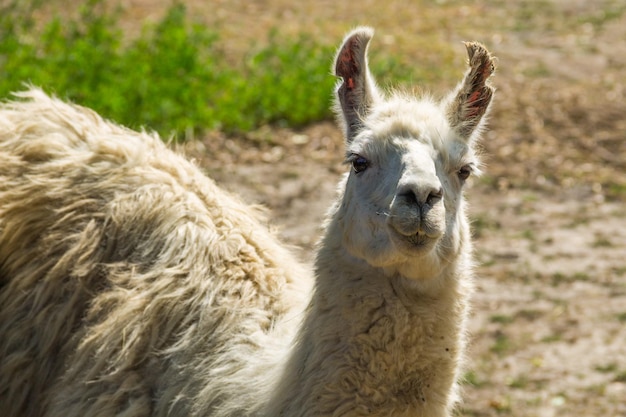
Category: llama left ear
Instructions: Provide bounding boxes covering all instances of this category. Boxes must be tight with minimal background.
[446,42,496,142]
[334,27,381,143]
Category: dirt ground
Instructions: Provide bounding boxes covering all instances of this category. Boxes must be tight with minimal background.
[48,1,626,415]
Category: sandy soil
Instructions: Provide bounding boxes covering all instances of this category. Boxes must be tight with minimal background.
[43,1,626,415]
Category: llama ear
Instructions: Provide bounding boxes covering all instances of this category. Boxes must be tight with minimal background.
[446,42,496,142]
[334,27,380,143]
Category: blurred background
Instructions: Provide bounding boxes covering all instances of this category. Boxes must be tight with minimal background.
[2,0,624,415]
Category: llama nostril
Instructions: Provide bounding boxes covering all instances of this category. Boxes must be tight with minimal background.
[400,189,419,206]
[426,188,443,206]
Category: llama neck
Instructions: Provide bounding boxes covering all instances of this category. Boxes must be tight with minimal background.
[267,217,472,417]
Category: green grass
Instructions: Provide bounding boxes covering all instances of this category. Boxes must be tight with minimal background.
[507,374,529,389]
[0,0,417,140]
[595,363,618,373]
[490,314,515,325]
[540,334,562,343]
[462,370,488,388]
[550,271,591,286]
[490,332,512,356]
[592,235,614,248]
[606,183,626,200]
[579,2,626,30]
[515,309,544,321]
[614,371,626,383]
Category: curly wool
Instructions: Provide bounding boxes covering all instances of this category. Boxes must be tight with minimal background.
[0,88,309,417]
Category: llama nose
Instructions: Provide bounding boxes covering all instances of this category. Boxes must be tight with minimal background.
[398,182,443,208]
[390,181,443,237]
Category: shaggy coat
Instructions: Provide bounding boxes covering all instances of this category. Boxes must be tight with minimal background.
[0,88,309,417]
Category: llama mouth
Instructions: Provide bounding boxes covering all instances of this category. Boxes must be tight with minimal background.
[406,233,426,246]
[390,229,436,254]
[406,232,438,249]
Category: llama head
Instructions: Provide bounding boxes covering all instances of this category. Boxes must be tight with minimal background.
[333,27,495,280]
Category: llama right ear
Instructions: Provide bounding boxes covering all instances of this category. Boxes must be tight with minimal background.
[446,42,496,143]
[333,27,380,143]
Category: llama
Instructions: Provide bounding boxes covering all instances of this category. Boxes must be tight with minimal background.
[0,27,495,417]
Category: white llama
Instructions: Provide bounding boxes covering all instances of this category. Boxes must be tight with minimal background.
[265,27,495,416]
[0,27,495,417]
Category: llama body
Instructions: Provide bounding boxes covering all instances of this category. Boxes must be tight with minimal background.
[0,89,310,416]
[0,28,495,417]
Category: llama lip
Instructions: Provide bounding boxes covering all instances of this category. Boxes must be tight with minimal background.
[406,232,425,246]
[388,219,440,246]
[390,228,435,253]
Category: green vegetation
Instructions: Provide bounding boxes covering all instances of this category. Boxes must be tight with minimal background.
[595,363,618,373]
[0,0,413,139]
[614,371,626,383]
[540,333,562,343]
[507,374,529,389]
[591,234,614,248]
[550,271,591,286]
[490,332,512,356]
[515,309,544,321]
[462,370,487,388]
[490,314,515,324]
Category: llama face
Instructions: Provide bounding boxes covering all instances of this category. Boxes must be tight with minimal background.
[333,27,494,279]
[338,97,476,276]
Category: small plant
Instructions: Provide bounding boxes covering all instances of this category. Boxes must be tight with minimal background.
[615,371,626,383]
[540,333,562,343]
[516,309,544,321]
[490,314,514,324]
[490,331,512,356]
[462,370,487,388]
[507,374,528,389]
[595,363,618,373]
[591,234,614,248]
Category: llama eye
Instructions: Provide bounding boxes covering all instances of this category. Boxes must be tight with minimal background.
[458,165,472,181]
[351,155,369,174]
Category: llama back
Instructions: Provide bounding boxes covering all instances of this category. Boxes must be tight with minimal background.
[0,89,308,417]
